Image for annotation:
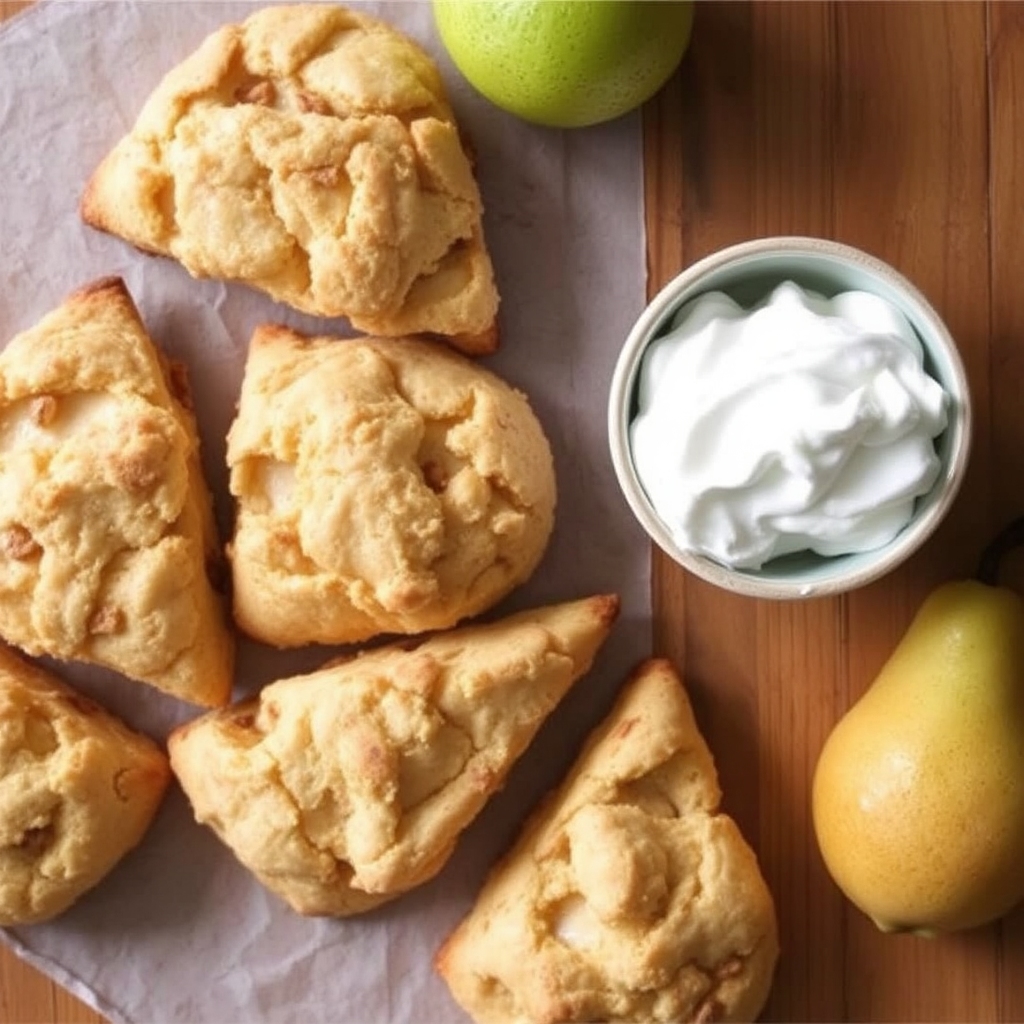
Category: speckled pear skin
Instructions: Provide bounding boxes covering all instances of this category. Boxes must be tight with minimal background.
[813,579,1024,934]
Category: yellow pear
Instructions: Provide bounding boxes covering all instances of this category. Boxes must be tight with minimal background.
[812,520,1024,933]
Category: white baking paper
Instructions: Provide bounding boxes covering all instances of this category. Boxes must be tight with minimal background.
[0,2,651,1021]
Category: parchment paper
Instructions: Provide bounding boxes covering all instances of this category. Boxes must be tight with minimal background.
[0,3,651,1021]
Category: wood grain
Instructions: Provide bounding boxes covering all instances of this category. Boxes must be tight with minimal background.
[2,1,1023,1021]
[645,2,1024,1022]
[989,4,1024,1017]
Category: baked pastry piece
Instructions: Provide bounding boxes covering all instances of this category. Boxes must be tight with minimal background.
[0,645,170,926]
[436,658,779,1024]
[0,278,234,707]
[226,325,556,648]
[169,594,619,917]
[80,3,499,354]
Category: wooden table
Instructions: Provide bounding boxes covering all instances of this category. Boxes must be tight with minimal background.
[2,1,1023,1021]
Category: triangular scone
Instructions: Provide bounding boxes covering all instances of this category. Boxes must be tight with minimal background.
[80,4,500,354]
[436,659,779,1024]
[0,645,170,926]
[168,594,619,916]
[0,278,234,707]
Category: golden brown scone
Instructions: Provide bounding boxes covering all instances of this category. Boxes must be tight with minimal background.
[80,4,499,354]
[435,658,779,1024]
[0,646,170,926]
[169,594,619,917]
[0,278,234,707]
[226,324,556,648]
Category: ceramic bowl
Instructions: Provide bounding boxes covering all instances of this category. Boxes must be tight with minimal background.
[607,236,972,599]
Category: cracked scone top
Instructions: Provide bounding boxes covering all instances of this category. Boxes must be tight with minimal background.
[80,3,500,354]
[168,594,619,916]
[227,325,556,647]
[0,646,170,926]
[436,659,779,1024]
[0,278,235,707]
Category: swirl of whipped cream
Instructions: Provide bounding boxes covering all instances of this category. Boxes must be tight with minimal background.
[629,281,949,571]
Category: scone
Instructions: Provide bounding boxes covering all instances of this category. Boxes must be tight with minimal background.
[0,278,234,707]
[0,645,170,926]
[435,659,779,1024]
[226,325,556,648]
[80,4,499,354]
[169,594,619,917]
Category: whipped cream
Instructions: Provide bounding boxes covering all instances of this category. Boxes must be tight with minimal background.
[629,282,949,570]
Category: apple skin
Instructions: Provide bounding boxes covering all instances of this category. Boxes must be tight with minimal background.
[433,1,695,129]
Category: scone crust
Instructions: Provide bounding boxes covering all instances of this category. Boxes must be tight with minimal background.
[0,646,170,926]
[0,277,234,707]
[80,3,499,352]
[168,595,619,917]
[435,658,780,1024]
[226,325,556,648]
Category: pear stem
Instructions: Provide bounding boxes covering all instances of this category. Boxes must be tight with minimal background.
[976,517,1024,586]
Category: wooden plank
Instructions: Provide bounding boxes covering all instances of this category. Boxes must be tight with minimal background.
[644,0,1021,1022]
[988,2,1024,1019]
[1,0,1022,1021]
[834,3,998,1020]
[0,951,52,1024]
[646,4,848,1020]
[1,942,102,1024]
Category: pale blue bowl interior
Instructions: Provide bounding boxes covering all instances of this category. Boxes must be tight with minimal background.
[626,249,968,591]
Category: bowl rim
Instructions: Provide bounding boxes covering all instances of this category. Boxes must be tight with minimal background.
[607,235,973,599]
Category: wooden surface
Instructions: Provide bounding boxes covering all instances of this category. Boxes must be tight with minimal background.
[1,1,1023,1021]
[643,2,1024,1022]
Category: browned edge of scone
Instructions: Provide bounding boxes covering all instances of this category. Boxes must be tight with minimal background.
[0,276,235,707]
[92,275,234,708]
[58,275,195,414]
[75,5,501,359]
[427,321,499,357]
[77,182,164,259]
[165,593,621,918]
[0,643,172,926]
[433,655,781,1024]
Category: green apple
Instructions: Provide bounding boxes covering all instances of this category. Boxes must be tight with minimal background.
[433,0,694,129]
